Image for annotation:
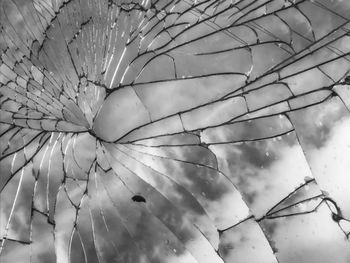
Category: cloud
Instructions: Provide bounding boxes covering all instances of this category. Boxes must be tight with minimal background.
[262,204,350,263]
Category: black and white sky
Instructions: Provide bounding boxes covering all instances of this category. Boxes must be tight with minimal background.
[0,0,350,262]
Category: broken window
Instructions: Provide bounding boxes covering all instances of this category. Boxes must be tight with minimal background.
[1,0,350,262]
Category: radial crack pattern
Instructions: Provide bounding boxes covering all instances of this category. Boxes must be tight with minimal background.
[0,0,350,262]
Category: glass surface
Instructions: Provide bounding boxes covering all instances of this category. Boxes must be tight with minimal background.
[1,0,350,262]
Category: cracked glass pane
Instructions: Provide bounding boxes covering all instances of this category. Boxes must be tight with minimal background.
[1,0,350,262]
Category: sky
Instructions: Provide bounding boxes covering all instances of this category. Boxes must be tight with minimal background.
[0,0,350,262]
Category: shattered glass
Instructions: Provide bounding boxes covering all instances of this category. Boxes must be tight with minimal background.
[0,0,350,262]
